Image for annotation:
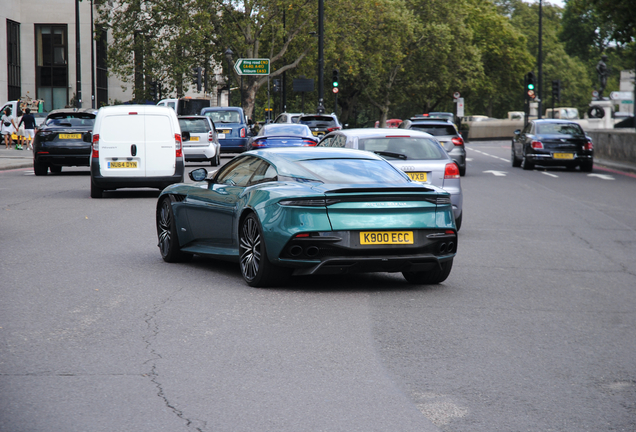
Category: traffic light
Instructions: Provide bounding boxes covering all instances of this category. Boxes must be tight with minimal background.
[332,69,339,88]
[273,79,281,93]
[525,72,536,100]
[149,81,157,100]
[552,79,561,101]
[192,67,202,92]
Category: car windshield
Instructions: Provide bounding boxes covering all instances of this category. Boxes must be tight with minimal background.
[45,114,95,127]
[358,137,446,160]
[537,123,584,136]
[261,124,310,137]
[295,158,409,184]
[204,110,242,123]
[409,124,456,136]
[179,118,209,133]
[299,116,337,128]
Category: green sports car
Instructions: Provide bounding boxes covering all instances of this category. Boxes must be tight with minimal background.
[156,147,457,287]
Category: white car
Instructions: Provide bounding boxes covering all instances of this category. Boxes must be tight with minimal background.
[178,115,221,166]
[273,112,304,124]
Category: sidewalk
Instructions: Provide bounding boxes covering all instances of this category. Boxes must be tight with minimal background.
[0,145,34,171]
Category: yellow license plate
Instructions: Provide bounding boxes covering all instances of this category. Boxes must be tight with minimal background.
[407,172,427,182]
[220,129,231,134]
[312,131,323,136]
[59,133,82,139]
[553,153,574,160]
[108,161,138,169]
[360,231,414,245]
[190,136,199,141]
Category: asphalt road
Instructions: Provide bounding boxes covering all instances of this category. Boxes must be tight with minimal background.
[1,143,635,432]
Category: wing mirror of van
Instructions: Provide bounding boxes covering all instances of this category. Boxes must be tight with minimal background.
[188,168,208,182]
[182,131,191,141]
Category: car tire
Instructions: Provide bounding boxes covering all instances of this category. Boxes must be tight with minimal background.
[90,179,104,199]
[34,159,48,176]
[580,160,593,172]
[458,165,466,176]
[156,197,193,263]
[50,165,62,173]
[511,144,522,167]
[239,213,291,288]
[455,212,462,231]
[522,153,534,170]
[403,259,453,285]
[211,151,220,167]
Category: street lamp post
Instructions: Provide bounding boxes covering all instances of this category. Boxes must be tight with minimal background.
[538,0,543,119]
[317,0,325,114]
[75,0,82,108]
[225,48,233,107]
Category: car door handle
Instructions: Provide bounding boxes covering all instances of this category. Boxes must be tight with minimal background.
[131,144,137,156]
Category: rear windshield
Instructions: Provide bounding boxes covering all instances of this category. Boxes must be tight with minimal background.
[295,159,408,184]
[261,124,309,137]
[204,110,243,124]
[45,114,95,127]
[536,123,584,136]
[359,137,446,160]
[299,116,338,128]
[179,118,210,133]
[409,124,456,136]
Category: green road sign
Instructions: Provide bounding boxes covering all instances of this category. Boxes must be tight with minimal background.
[234,58,270,76]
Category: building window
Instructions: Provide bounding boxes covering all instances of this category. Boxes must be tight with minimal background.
[96,27,108,107]
[35,25,68,111]
[7,19,21,101]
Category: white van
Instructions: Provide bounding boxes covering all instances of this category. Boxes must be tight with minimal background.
[90,105,185,198]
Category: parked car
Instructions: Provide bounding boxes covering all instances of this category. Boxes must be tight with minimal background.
[178,115,221,166]
[32,108,97,176]
[428,112,455,123]
[201,107,251,153]
[318,128,463,229]
[298,114,341,138]
[512,119,594,172]
[273,112,304,124]
[89,105,185,198]
[247,124,318,150]
[400,118,467,176]
[156,147,457,287]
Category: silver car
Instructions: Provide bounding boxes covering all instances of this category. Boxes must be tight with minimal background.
[178,115,222,166]
[318,128,463,230]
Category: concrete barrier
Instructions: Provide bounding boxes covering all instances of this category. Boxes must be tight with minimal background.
[587,129,636,164]
[465,119,524,140]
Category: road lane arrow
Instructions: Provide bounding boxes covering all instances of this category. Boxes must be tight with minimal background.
[483,170,507,177]
[588,174,615,181]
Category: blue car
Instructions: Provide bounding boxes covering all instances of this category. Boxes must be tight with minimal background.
[247,124,318,150]
[200,107,251,153]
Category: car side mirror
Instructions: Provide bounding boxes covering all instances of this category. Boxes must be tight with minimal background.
[182,131,190,141]
[514,129,521,135]
[188,168,208,182]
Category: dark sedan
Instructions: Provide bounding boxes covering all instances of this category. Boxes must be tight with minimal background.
[33,109,97,176]
[247,124,318,150]
[512,119,593,172]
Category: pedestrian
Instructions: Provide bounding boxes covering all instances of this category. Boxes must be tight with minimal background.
[18,108,37,151]
[15,111,25,150]
[1,107,18,149]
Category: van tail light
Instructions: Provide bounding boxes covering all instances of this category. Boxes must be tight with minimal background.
[327,126,342,132]
[240,127,246,138]
[175,134,183,158]
[451,136,464,146]
[92,134,99,158]
[531,140,543,149]
[444,163,460,179]
[584,140,593,151]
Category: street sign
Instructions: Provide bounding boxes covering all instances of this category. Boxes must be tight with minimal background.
[456,97,464,117]
[332,87,339,94]
[592,90,599,98]
[233,58,270,76]
[453,92,461,99]
[610,91,633,101]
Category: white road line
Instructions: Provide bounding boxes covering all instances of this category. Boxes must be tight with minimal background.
[541,172,559,178]
[588,173,615,180]
[483,170,507,176]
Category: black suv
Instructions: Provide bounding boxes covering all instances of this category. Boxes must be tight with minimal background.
[298,114,341,138]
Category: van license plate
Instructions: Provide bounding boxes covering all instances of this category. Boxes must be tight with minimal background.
[59,134,82,139]
[360,231,414,245]
[108,161,138,169]
[407,172,427,182]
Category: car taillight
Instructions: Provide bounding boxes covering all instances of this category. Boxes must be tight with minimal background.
[302,139,317,146]
[240,127,246,138]
[444,163,460,179]
[252,139,265,148]
[531,140,543,149]
[584,140,593,151]
[451,136,464,146]
[208,131,214,141]
[327,126,342,132]
[175,133,183,158]
[92,134,99,158]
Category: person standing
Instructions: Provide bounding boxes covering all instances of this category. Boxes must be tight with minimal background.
[18,108,37,151]
[1,108,18,149]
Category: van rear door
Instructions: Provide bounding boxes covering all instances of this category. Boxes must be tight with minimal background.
[99,112,145,177]
[145,114,176,177]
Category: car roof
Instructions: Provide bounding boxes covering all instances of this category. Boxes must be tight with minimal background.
[248,146,382,162]
[178,115,208,119]
[47,108,98,116]
[531,119,580,124]
[332,128,435,139]
[408,119,455,126]
[201,107,243,113]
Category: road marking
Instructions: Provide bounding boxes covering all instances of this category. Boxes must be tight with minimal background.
[483,170,507,176]
[588,173,615,180]
[542,172,559,178]
[466,158,474,161]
